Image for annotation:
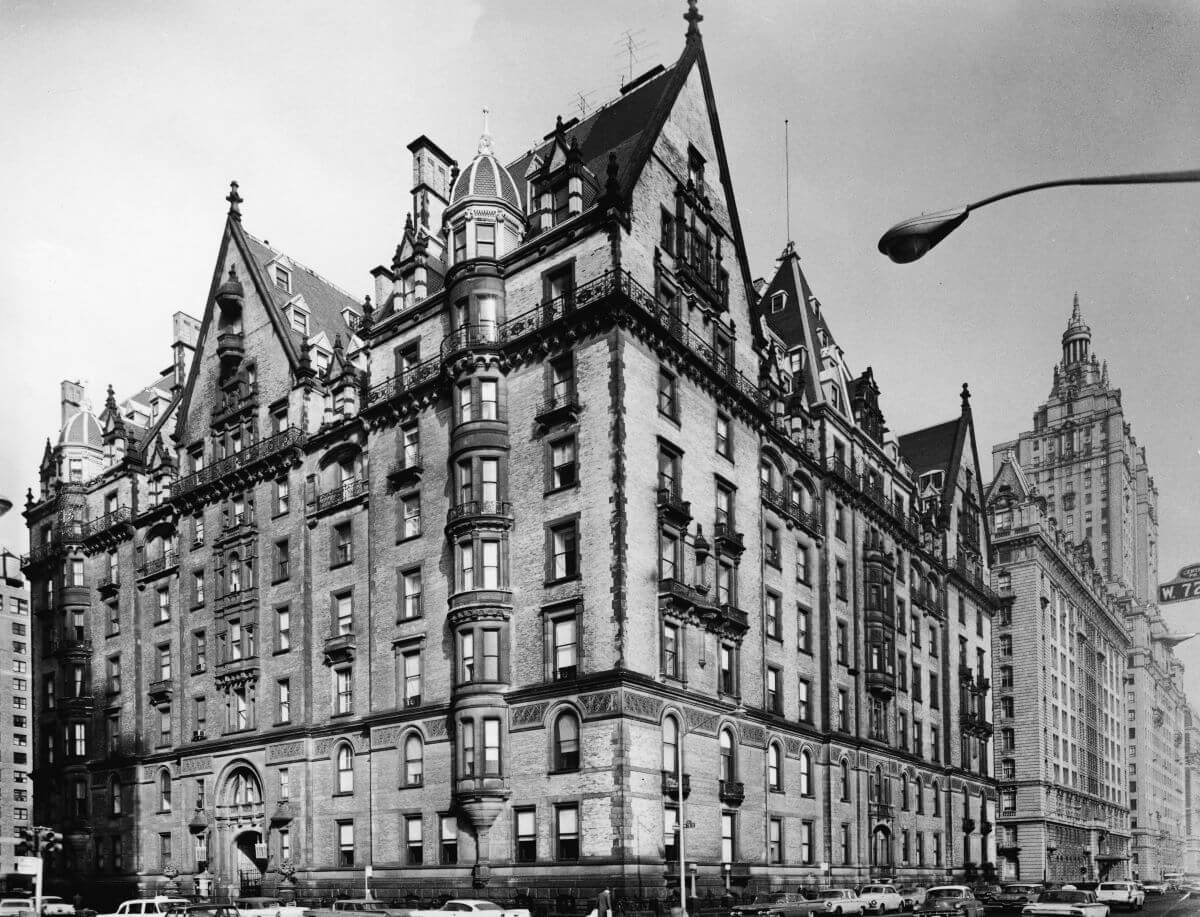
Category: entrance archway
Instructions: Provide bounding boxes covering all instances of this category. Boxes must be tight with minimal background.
[871,826,892,872]
[234,830,264,895]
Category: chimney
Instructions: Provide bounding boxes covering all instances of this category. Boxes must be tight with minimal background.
[60,380,85,427]
[407,135,456,234]
[172,311,202,391]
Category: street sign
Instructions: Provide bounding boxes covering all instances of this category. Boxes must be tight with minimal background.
[1158,564,1200,604]
[15,856,38,875]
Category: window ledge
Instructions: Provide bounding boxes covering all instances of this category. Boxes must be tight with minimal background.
[766,633,783,644]
[154,618,172,626]
[332,791,354,798]
[544,482,581,498]
[273,648,291,656]
[272,511,290,521]
[274,720,291,727]
[330,711,354,719]
[330,559,354,571]
[396,532,422,545]
[272,577,290,586]
[544,574,582,587]
[547,767,581,777]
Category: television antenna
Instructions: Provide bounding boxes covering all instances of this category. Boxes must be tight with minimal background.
[614,29,655,85]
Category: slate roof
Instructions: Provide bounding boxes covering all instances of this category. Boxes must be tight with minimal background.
[897,418,960,477]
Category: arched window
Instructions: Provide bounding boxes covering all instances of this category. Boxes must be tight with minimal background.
[901,774,910,811]
[109,776,122,816]
[719,728,736,783]
[799,749,811,796]
[336,743,354,794]
[662,716,680,773]
[839,758,850,801]
[768,742,783,791]
[158,769,172,812]
[872,827,891,868]
[403,734,424,787]
[229,768,261,805]
[932,780,941,816]
[553,711,580,772]
[916,778,925,814]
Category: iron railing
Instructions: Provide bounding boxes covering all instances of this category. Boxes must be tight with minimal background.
[365,355,443,407]
[310,478,369,514]
[172,428,305,500]
[447,500,513,525]
[136,551,178,580]
[82,506,132,539]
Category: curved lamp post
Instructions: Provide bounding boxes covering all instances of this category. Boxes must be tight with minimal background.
[878,169,1200,263]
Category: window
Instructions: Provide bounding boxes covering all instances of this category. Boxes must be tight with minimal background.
[931,725,941,762]
[658,370,678,419]
[716,559,734,605]
[335,744,354,793]
[715,482,735,529]
[929,623,938,656]
[766,667,782,714]
[337,820,354,867]
[836,621,848,664]
[476,222,496,259]
[107,655,121,694]
[800,821,814,864]
[403,814,423,864]
[798,678,811,722]
[552,613,578,680]
[401,649,422,706]
[404,733,424,786]
[157,588,170,622]
[332,522,352,566]
[555,805,579,860]
[274,477,289,515]
[515,808,537,863]
[483,717,502,775]
[192,569,205,605]
[837,690,849,731]
[658,444,681,493]
[930,672,940,708]
[334,666,353,715]
[659,529,680,580]
[721,812,735,863]
[835,502,846,540]
[768,817,783,865]
[840,824,852,864]
[158,644,172,681]
[274,539,289,582]
[549,519,580,581]
[768,743,783,791]
[765,591,781,638]
[796,542,811,583]
[931,782,941,815]
[663,621,679,678]
[718,643,736,695]
[715,414,731,458]
[69,557,84,586]
[274,265,291,291]
[334,592,353,635]
[480,379,498,420]
[719,728,736,782]
[159,769,172,812]
[798,604,811,652]
[661,206,676,253]
[276,607,291,652]
[553,711,580,771]
[550,437,577,489]
[439,815,457,865]
[799,748,814,796]
[913,664,923,702]
[836,560,848,600]
[662,716,680,774]
[277,679,291,723]
[549,354,575,403]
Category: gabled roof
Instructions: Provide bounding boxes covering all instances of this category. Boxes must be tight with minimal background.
[759,248,840,407]
[898,418,960,479]
[986,451,1036,504]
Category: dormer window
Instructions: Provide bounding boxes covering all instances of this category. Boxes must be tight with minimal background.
[342,309,362,331]
[687,145,706,190]
[770,291,787,313]
[553,186,570,224]
[290,307,308,336]
[314,349,331,375]
[274,266,291,293]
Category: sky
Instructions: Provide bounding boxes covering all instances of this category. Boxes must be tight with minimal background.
[1,0,1198,699]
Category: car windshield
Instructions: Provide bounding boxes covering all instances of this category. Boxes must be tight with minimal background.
[1098,885,1126,891]
[818,891,843,898]
[928,891,964,899]
[862,889,888,894]
[752,895,790,904]
[474,906,502,912]
[1039,893,1087,904]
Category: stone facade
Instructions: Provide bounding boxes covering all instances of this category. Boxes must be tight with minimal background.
[0,551,31,889]
[25,11,997,906]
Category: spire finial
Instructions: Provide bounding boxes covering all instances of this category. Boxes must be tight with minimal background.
[477,107,493,155]
[684,0,703,38]
[1071,290,1082,324]
[105,384,117,409]
[226,181,243,221]
[960,382,971,411]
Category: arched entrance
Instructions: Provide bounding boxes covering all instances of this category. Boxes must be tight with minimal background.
[234,830,264,895]
[871,826,893,873]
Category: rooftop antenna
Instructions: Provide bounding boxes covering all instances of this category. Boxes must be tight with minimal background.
[572,89,598,118]
[784,118,792,245]
[614,29,652,85]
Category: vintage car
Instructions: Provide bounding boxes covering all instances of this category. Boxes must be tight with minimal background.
[897,890,927,912]
[730,893,823,917]
[234,901,306,917]
[98,900,192,917]
[986,886,1042,912]
[1020,889,1108,917]
[1095,883,1143,911]
[917,887,984,917]
[0,900,36,917]
[164,906,239,917]
[816,890,864,916]
[39,899,75,917]
[859,886,905,914]
[1138,884,1164,897]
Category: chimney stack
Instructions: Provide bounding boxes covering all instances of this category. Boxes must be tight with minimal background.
[60,380,86,427]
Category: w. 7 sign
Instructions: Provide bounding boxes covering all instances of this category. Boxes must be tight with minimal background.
[1158,563,1200,604]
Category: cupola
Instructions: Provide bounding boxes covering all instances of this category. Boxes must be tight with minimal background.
[444,111,526,268]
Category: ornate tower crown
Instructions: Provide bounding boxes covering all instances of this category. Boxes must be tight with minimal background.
[1061,291,1092,366]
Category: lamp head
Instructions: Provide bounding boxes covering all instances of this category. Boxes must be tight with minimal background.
[878,207,969,263]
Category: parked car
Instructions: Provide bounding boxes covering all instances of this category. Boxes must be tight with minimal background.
[973,888,1004,906]
[897,890,927,912]
[817,890,864,916]
[1138,884,1164,897]
[917,887,984,917]
[986,886,1042,911]
[1095,883,1143,912]
[0,900,36,917]
[98,900,191,917]
[163,906,239,917]
[731,893,823,917]
[1021,889,1108,917]
[859,886,905,914]
[40,898,75,917]
[235,900,306,917]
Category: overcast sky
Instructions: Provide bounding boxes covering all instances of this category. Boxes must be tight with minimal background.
[2,0,1198,701]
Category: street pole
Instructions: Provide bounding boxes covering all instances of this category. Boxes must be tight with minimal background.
[34,842,43,917]
[678,747,687,917]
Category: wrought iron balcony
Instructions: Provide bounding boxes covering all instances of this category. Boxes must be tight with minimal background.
[172,427,305,504]
[60,695,94,716]
[60,584,92,606]
[534,392,582,427]
[441,323,502,363]
[136,551,178,582]
[309,478,369,516]
[760,485,824,537]
[82,506,133,544]
[656,485,692,527]
[661,770,691,800]
[323,631,356,665]
[148,678,174,705]
[713,522,745,556]
[363,355,442,408]
[50,635,92,659]
[868,801,895,820]
[447,500,514,529]
[388,450,424,487]
[659,578,717,614]
[97,573,119,597]
[715,602,750,635]
[718,779,745,805]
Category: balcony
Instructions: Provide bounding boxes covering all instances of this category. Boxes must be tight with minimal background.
[82,506,133,549]
[270,800,297,826]
[60,584,92,606]
[760,485,824,538]
[656,485,692,528]
[136,551,178,583]
[446,500,514,532]
[868,801,895,820]
[954,554,1002,606]
[713,522,745,556]
[660,578,717,614]
[866,668,896,699]
[661,770,691,800]
[309,478,369,517]
[714,603,750,635]
[50,635,92,660]
[959,664,975,685]
[534,393,581,427]
[718,779,745,806]
[323,632,356,665]
[216,329,245,369]
[364,355,443,410]
[214,586,257,615]
[148,679,174,705]
[21,529,82,571]
[980,820,993,835]
[172,427,306,507]
[388,450,424,487]
[442,323,502,364]
[962,817,977,834]
[97,573,119,598]
[60,694,95,717]
[827,457,858,489]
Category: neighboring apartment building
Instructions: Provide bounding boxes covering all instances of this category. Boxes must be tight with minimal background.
[0,550,32,890]
[24,6,996,903]
[992,297,1190,881]
[1183,705,1200,876]
[986,455,1131,883]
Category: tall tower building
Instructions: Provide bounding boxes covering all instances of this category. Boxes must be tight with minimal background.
[992,296,1190,882]
[0,550,31,890]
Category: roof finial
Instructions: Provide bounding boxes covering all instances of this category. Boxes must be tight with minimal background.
[226,180,243,221]
[1070,290,1082,325]
[684,0,703,38]
[604,151,621,199]
[960,381,971,412]
[478,107,493,155]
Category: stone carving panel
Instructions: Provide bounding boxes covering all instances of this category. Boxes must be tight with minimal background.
[686,710,719,735]
[510,703,549,729]
[422,717,448,740]
[622,691,664,722]
[740,724,765,748]
[579,691,618,718]
[180,756,213,775]
[267,741,306,762]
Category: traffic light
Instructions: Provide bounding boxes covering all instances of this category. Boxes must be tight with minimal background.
[41,831,62,856]
[14,826,33,857]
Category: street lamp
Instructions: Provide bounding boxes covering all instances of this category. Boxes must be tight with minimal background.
[878,169,1200,263]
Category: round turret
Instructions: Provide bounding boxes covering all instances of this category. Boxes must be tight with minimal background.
[59,409,103,448]
[444,123,526,271]
[450,137,522,213]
